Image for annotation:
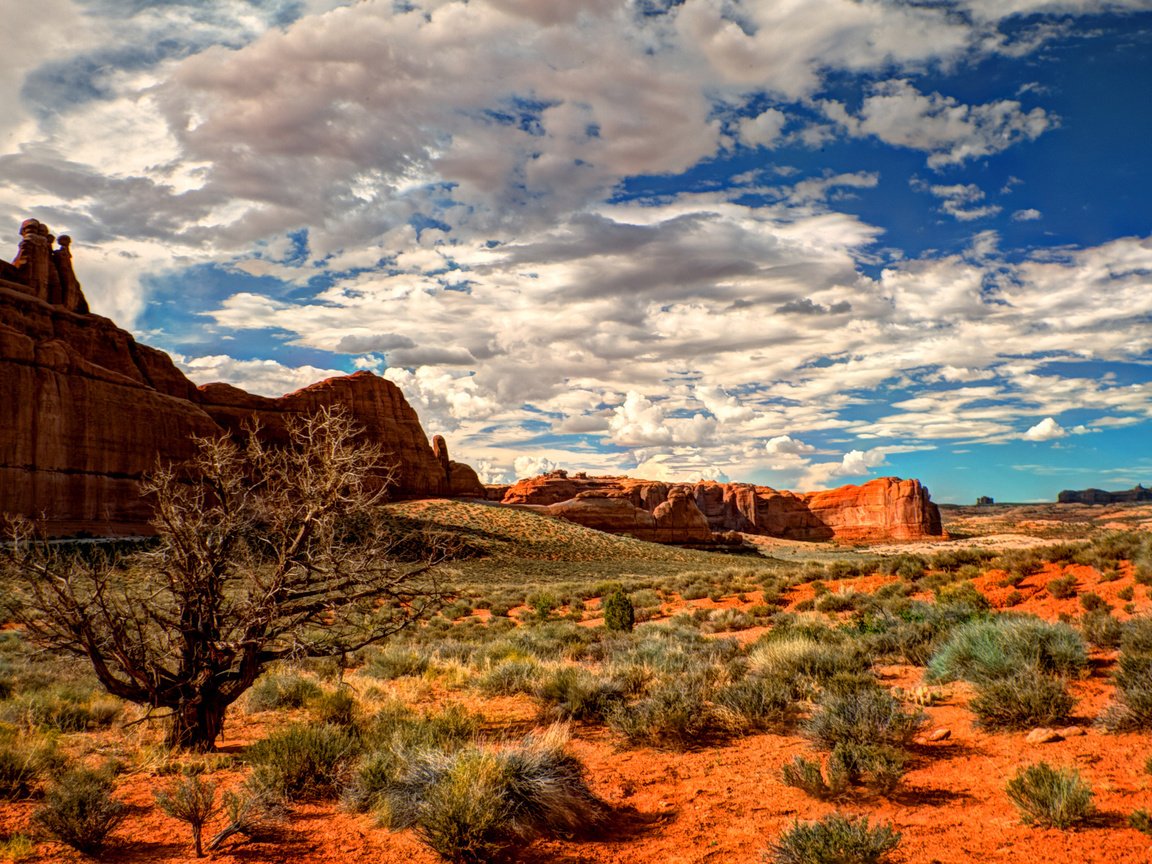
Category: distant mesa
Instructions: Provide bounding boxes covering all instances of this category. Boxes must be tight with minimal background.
[0,220,480,536]
[494,471,944,544]
[2,220,942,543]
[976,496,994,506]
[1057,484,1152,505]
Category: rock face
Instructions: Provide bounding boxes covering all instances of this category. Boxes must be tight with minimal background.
[1,222,472,535]
[500,473,943,543]
[1057,484,1152,504]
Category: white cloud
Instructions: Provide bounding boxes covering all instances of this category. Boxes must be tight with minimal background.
[176,354,346,398]
[918,182,1002,221]
[824,80,1055,168]
[1023,416,1066,441]
[738,108,788,148]
[1013,208,1042,221]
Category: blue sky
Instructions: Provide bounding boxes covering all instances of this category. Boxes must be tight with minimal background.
[3,0,1152,503]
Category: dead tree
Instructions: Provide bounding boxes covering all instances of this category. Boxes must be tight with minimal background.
[3,408,447,750]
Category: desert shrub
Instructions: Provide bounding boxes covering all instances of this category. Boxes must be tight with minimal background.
[602,590,635,633]
[1005,762,1094,828]
[714,674,796,731]
[969,669,1074,730]
[246,672,322,712]
[1102,617,1152,730]
[878,554,927,581]
[608,676,737,750]
[154,775,218,857]
[0,733,63,800]
[1079,592,1111,613]
[381,727,603,863]
[525,591,560,622]
[768,813,901,864]
[803,683,923,752]
[926,617,1087,683]
[933,581,990,611]
[1047,575,1079,600]
[246,723,359,801]
[533,666,626,722]
[1118,584,1135,601]
[1080,609,1122,649]
[1129,809,1152,837]
[362,646,431,680]
[930,548,996,573]
[34,768,125,855]
[441,600,474,621]
[829,742,907,796]
[477,658,545,696]
[816,591,864,614]
[994,548,1046,582]
[2,687,121,732]
[315,688,359,727]
[780,756,847,801]
[748,635,866,697]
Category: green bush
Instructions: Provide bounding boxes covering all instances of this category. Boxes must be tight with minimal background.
[1081,609,1122,649]
[34,768,126,855]
[748,635,866,698]
[1048,575,1079,600]
[3,687,121,732]
[315,688,359,727]
[246,673,322,712]
[477,658,545,696]
[381,728,603,863]
[829,742,908,796]
[602,590,635,633]
[1102,618,1152,730]
[362,646,431,680]
[926,617,1087,684]
[533,666,625,722]
[1005,762,1093,828]
[780,756,848,801]
[608,677,737,750]
[968,670,1074,730]
[1129,808,1152,837]
[803,684,923,752]
[714,675,796,731]
[0,734,63,800]
[768,813,901,864]
[246,723,359,801]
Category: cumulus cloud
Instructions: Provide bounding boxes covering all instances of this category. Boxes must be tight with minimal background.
[1023,416,1066,441]
[915,181,1002,221]
[175,353,346,398]
[1013,208,1042,221]
[823,80,1055,168]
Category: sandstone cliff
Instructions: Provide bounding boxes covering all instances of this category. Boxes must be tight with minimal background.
[0,222,475,535]
[501,473,943,543]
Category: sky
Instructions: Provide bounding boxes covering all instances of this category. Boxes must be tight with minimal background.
[3,0,1152,504]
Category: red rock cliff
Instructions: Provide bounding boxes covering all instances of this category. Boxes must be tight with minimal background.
[1,224,471,535]
[500,473,943,543]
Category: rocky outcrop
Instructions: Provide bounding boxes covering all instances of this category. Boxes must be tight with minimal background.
[499,474,943,543]
[1057,485,1152,504]
[1,221,475,535]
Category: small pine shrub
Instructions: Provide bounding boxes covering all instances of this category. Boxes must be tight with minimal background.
[968,670,1074,730]
[1005,762,1093,828]
[154,775,218,857]
[1047,575,1078,600]
[602,590,635,633]
[34,768,126,855]
[768,813,901,864]
[246,723,359,801]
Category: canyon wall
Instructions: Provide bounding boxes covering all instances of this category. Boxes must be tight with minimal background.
[501,473,943,543]
[0,222,469,535]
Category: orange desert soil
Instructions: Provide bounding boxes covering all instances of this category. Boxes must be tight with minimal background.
[5,563,1152,863]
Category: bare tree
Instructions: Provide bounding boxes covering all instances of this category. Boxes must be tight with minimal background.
[3,408,447,750]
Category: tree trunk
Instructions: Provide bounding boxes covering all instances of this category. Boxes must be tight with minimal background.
[167,694,228,751]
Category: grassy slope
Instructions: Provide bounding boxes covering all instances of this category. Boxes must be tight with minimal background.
[382,499,758,585]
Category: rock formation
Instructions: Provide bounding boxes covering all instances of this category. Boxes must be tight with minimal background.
[0,221,475,535]
[1057,484,1152,505]
[501,473,943,543]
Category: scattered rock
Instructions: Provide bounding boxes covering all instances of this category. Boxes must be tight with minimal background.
[928,728,952,742]
[1058,726,1086,738]
[1025,728,1064,744]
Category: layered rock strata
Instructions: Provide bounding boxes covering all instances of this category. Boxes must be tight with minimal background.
[502,473,943,543]
[1,222,475,535]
